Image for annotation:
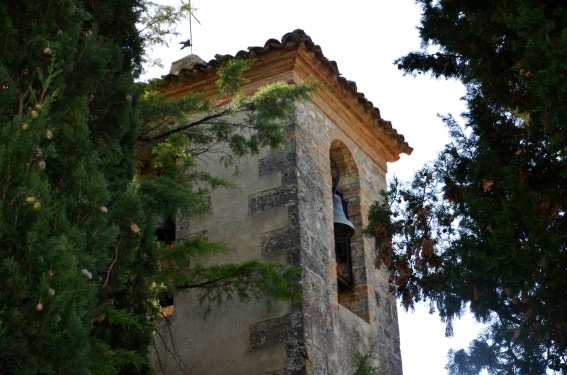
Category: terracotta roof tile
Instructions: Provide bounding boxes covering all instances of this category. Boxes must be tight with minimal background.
[162,29,412,155]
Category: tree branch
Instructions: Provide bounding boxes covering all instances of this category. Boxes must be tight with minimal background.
[175,273,246,290]
[103,237,122,288]
[138,107,237,142]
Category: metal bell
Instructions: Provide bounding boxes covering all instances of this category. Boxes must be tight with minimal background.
[333,193,354,242]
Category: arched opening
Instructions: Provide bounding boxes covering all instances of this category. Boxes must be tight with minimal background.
[330,140,369,322]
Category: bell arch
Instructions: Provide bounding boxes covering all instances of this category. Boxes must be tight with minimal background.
[330,140,369,322]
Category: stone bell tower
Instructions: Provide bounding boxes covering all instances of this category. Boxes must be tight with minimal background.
[151,30,412,375]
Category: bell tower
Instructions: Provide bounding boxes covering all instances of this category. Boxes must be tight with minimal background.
[151,30,411,375]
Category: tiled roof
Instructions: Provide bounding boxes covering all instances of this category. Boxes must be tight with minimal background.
[162,29,412,155]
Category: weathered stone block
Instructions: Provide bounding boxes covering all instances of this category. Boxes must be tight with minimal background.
[249,187,297,215]
[250,315,292,350]
[261,226,300,260]
[258,150,297,177]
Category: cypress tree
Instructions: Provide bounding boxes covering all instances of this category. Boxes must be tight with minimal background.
[1,2,306,373]
[0,0,148,373]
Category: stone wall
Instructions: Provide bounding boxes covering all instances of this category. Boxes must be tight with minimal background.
[150,100,402,375]
[293,101,402,375]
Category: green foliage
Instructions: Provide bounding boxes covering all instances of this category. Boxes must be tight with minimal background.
[245,81,314,153]
[152,236,229,292]
[153,235,302,314]
[138,0,195,68]
[370,0,567,373]
[136,18,311,336]
[189,261,302,308]
[1,1,309,373]
[91,339,148,375]
[0,0,146,373]
[216,58,254,96]
[351,344,386,375]
[137,62,313,164]
[137,57,309,371]
[138,1,193,46]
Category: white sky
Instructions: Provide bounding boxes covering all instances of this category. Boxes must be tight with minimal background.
[142,1,484,373]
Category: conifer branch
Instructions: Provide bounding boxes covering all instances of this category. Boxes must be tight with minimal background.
[103,237,123,288]
[138,107,234,142]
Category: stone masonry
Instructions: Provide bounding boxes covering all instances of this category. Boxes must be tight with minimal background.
[150,30,411,375]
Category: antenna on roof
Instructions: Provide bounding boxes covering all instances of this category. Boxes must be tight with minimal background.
[179,0,201,53]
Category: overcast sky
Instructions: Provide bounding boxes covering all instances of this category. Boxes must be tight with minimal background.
[142,1,484,373]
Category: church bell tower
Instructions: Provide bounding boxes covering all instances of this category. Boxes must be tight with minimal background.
[151,30,412,375]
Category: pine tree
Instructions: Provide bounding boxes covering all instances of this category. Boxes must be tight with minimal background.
[367,1,567,373]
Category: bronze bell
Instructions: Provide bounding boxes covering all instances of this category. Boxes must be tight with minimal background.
[333,193,354,242]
